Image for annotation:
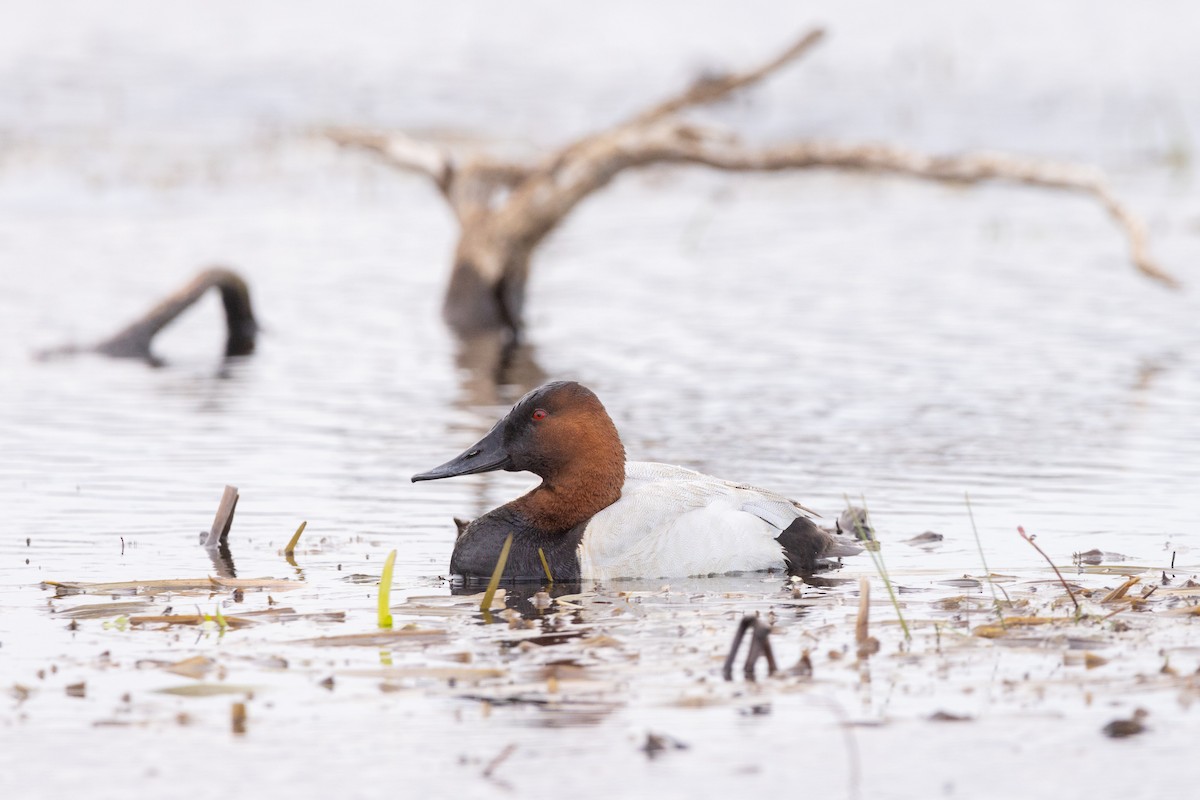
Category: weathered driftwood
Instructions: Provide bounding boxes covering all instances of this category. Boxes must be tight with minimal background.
[205,485,239,548]
[329,27,1179,339]
[203,484,240,578]
[38,267,258,364]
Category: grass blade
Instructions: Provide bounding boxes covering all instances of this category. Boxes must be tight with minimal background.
[965,493,1006,628]
[846,494,910,642]
[538,547,554,585]
[481,533,514,613]
[378,549,397,629]
[285,521,307,557]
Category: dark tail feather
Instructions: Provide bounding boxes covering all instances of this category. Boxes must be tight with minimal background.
[778,510,867,574]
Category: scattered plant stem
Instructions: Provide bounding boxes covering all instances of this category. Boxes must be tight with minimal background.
[231,701,247,735]
[285,521,307,557]
[1099,603,1135,622]
[965,493,1006,628]
[846,494,910,642]
[483,744,518,779]
[480,534,514,614]
[1017,525,1081,618]
[1101,576,1140,603]
[537,547,554,585]
[856,577,870,644]
[722,615,777,681]
[855,577,881,660]
[378,549,397,629]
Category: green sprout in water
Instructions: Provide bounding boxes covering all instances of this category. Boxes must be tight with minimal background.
[378,549,397,629]
[284,521,307,566]
[480,533,514,615]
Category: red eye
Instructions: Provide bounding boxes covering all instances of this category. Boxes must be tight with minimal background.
[532,408,548,421]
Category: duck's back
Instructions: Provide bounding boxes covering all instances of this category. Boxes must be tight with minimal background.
[577,461,812,580]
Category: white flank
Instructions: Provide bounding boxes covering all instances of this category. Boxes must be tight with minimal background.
[577,461,815,580]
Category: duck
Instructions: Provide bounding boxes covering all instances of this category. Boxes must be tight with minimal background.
[412,381,865,582]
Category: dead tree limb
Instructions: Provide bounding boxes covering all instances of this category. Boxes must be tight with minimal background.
[630,28,827,126]
[38,267,259,364]
[328,27,1180,339]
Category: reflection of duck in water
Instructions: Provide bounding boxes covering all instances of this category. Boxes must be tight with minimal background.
[38,267,257,366]
[415,381,866,583]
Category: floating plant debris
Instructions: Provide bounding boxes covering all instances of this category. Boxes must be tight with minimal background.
[292,628,449,647]
[45,577,304,597]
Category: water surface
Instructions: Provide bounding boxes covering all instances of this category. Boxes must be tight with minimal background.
[2,2,1200,798]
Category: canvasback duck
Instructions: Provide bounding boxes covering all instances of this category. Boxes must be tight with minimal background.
[413,381,864,582]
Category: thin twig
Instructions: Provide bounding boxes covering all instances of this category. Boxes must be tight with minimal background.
[325,128,455,194]
[1017,525,1081,618]
[482,743,518,779]
[631,28,826,124]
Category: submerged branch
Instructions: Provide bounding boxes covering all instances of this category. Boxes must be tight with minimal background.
[95,267,259,360]
[38,267,259,364]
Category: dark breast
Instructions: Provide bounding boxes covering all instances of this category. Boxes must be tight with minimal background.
[450,506,587,583]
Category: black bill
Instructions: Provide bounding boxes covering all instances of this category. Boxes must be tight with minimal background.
[412,420,511,482]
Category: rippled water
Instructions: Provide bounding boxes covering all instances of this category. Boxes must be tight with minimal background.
[3,2,1200,798]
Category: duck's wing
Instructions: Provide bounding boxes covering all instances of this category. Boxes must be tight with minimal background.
[580,462,820,579]
[624,461,816,526]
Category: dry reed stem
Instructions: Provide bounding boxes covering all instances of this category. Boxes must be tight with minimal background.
[1017,525,1082,617]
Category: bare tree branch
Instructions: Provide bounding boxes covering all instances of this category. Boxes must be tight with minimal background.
[630,132,1179,288]
[542,28,826,176]
[326,127,540,225]
[327,27,1181,339]
[631,28,826,125]
[327,127,455,195]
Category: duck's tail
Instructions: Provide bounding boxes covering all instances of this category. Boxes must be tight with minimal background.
[778,506,872,574]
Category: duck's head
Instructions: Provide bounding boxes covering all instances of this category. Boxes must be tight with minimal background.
[412,381,625,483]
